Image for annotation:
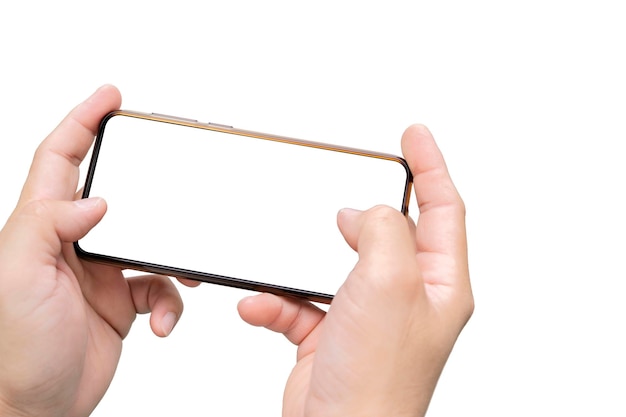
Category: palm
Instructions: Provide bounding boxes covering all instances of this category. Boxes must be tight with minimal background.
[0,86,190,416]
[239,124,472,417]
[71,260,131,414]
[283,353,316,416]
[4,235,130,415]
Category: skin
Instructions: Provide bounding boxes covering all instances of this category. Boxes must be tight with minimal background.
[238,124,474,416]
[0,85,473,417]
[0,85,198,417]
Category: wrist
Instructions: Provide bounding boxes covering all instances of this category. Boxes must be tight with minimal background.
[305,383,435,417]
[306,397,430,417]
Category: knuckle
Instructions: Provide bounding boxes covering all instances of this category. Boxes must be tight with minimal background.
[454,289,475,327]
[465,292,475,319]
[19,199,51,219]
[457,195,467,217]
[148,275,175,298]
[367,204,403,223]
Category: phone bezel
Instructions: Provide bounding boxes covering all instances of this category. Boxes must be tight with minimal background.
[74,110,413,304]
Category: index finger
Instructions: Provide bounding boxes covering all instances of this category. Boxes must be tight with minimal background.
[18,84,122,205]
[401,124,466,258]
[337,205,425,305]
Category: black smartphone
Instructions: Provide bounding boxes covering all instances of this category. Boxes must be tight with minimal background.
[75,111,413,303]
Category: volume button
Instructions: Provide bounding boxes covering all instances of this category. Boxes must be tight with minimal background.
[207,122,233,129]
[151,113,198,123]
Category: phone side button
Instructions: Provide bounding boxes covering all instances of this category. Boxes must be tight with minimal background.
[151,113,198,123]
[207,122,233,129]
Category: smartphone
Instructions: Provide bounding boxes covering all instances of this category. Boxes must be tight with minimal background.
[75,111,413,303]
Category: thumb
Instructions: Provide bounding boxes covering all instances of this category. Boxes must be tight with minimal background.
[336,208,363,252]
[61,197,108,242]
[4,197,107,253]
[0,197,107,292]
[44,197,108,243]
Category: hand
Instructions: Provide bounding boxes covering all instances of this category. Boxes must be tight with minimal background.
[238,124,474,417]
[0,85,193,417]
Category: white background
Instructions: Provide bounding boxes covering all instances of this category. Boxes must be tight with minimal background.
[1,1,625,416]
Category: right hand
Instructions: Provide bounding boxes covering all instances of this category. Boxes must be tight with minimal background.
[238,123,474,417]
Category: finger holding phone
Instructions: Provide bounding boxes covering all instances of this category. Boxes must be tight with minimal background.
[238,124,474,417]
[0,85,195,417]
[74,109,413,303]
[0,85,473,417]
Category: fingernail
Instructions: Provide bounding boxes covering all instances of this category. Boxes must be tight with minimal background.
[74,197,103,209]
[338,208,362,219]
[85,84,112,102]
[161,312,178,336]
[85,85,103,102]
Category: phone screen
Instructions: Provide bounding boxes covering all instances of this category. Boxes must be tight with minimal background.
[76,111,412,303]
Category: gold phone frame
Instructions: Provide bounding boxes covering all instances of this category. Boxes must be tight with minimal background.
[75,110,413,303]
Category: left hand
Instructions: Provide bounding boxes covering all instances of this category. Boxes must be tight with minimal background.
[0,85,194,417]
